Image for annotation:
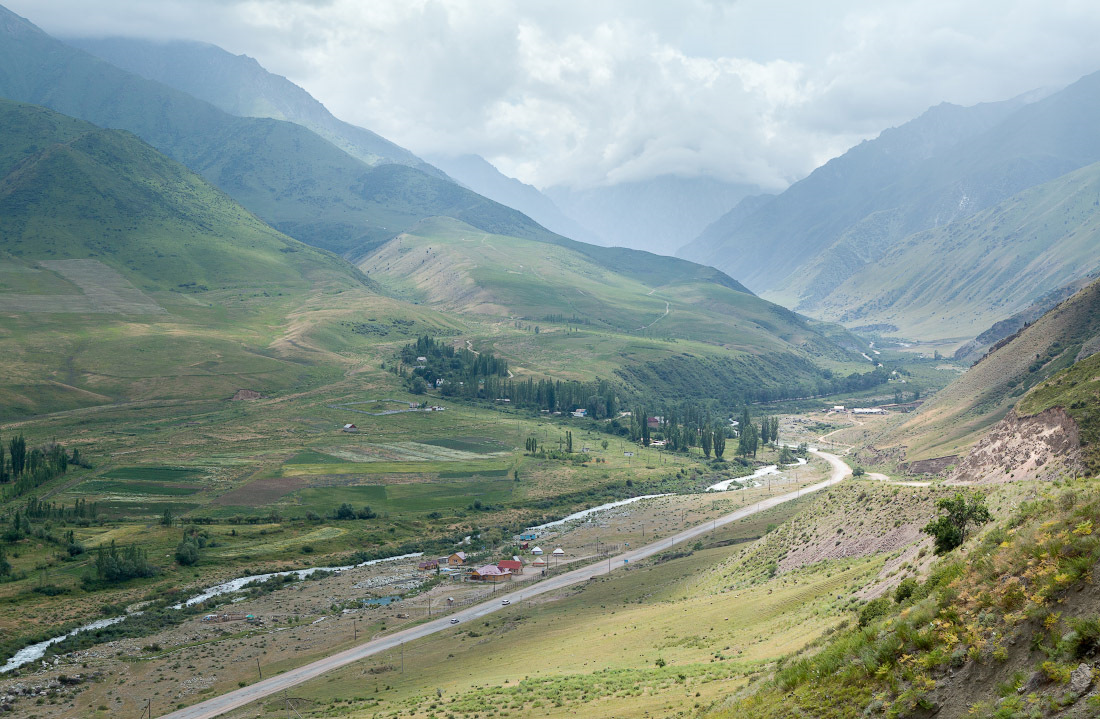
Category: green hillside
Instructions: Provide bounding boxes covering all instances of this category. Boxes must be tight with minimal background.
[790,160,1100,342]
[878,277,1100,461]
[361,217,872,406]
[0,98,378,418]
[0,5,560,258]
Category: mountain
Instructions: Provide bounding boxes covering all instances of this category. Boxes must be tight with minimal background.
[548,175,760,255]
[875,276,1100,462]
[422,153,603,245]
[0,98,380,418]
[800,159,1100,342]
[0,6,558,258]
[64,36,447,179]
[360,216,872,407]
[677,76,1100,339]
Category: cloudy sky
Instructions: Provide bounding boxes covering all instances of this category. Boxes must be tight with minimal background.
[9,0,1100,190]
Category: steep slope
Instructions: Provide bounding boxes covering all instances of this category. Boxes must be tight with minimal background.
[0,6,556,257]
[954,272,1099,364]
[679,95,1033,291]
[877,277,1100,462]
[0,98,376,417]
[548,175,760,255]
[360,217,873,406]
[805,160,1100,342]
[65,36,446,179]
[423,153,603,245]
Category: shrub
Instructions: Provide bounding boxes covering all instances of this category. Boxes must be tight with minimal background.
[894,577,919,604]
[858,598,892,628]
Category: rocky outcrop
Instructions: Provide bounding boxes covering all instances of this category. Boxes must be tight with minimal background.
[899,455,958,476]
[231,389,262,401]
[947,407,1082,484]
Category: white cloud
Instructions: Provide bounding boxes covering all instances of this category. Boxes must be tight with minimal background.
[8,0,1100,190]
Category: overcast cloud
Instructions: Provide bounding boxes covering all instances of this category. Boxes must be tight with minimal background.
[8,0,1100,190]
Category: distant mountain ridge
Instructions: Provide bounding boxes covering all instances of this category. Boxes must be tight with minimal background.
[677,76,1100,342]
[679,95,1036,292]
[0,5,560,259]
[422,153,603,246]
[548,175,761,255]
[65,36,447,179]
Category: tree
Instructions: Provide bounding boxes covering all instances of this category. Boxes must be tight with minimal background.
[713,431,725,459]
[175,537,199,566]
[8,435,25,478]
[738,423,758,458]
[701,426,713,459]
[335,503,356,520]
[601,439,609,450]
[566,431,573,453]
[160,507,175,527]
[409,376,427,394]
[0,545,10,577]
[922,492,991,554]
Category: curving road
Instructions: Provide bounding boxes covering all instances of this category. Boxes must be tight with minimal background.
[160,450,850,719]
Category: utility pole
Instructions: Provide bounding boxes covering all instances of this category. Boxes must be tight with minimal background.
[256,657,262,680]
[140,699,152,719]
[401,642,404,673]
[353,619,357,641]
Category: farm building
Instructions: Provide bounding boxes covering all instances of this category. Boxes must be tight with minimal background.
[418,560,439,572]
[571,408,587,418]
[342,423,357,433]
[471,565,510,582]
[518,532,538,542]
[497,559,523,575]
[448,551,467,566]
[852,407,887,415]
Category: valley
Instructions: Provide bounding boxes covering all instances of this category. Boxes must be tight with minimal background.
[2,4,1100,719]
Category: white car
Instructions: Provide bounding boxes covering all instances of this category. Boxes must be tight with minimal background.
[501,599,510,606]
[449,618,460,624]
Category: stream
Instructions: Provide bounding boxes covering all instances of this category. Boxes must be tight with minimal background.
[0,552,423,674]
[705,457,807,492]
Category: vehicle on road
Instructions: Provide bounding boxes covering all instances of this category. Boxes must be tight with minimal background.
[501,599,510,605]
[449,618,459,624]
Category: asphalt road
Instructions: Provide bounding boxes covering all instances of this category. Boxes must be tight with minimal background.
[160,450,851,719]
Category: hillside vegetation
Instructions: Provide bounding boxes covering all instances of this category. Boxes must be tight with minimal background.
[360,217,875,406]
[0,98,379,416]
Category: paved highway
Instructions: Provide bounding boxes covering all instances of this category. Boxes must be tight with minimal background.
[160,450,851,719]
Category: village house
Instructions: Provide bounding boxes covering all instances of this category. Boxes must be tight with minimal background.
[342,423,357,433]
[447,551,467,566]
[471,564,510,582]
[647,416,663,429]
[571,408,587,418]
[497,559,523,575]
[417,559,439,572]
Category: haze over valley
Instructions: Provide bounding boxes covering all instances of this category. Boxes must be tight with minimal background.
[2,3,1100,719]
